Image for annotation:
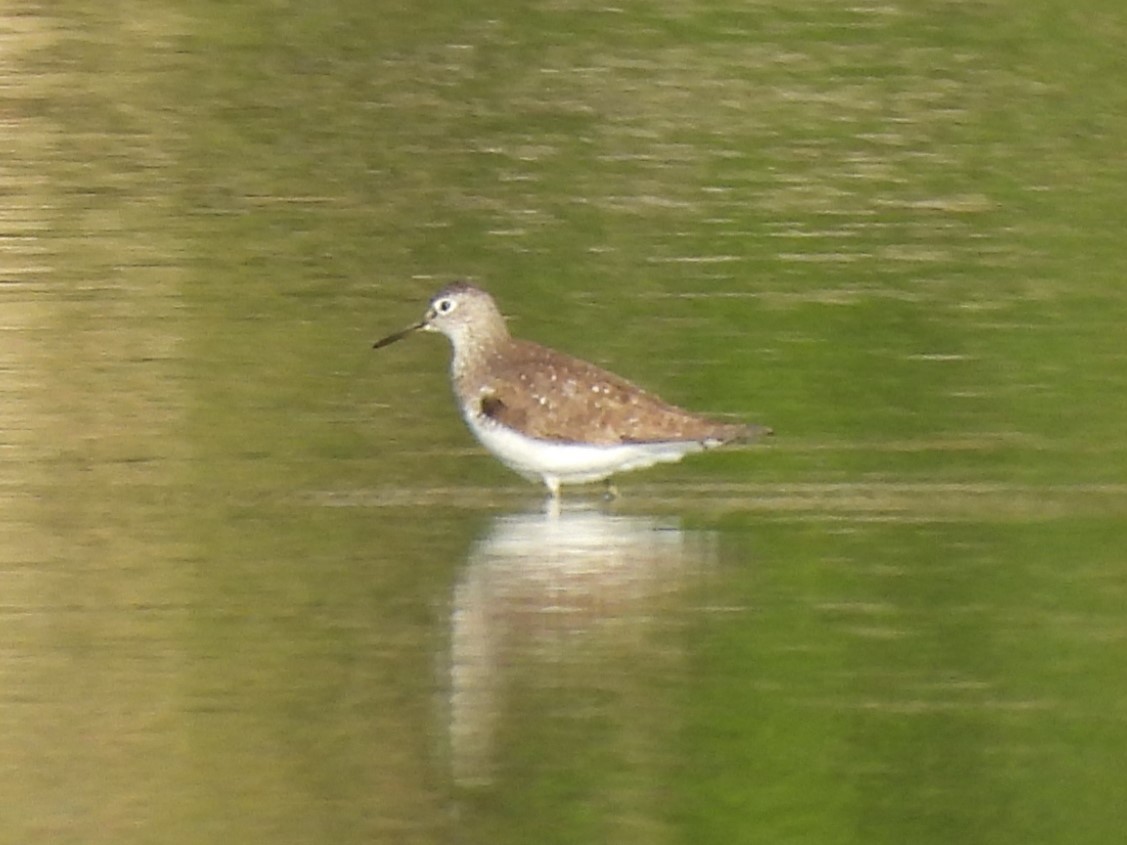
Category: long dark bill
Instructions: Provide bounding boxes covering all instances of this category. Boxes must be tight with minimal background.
[372,321,425,349]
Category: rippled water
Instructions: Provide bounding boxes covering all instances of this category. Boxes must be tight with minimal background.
[2,2,1126,843]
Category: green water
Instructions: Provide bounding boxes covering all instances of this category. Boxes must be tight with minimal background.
[2,1,1126,842]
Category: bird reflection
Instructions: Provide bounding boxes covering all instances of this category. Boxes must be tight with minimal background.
[448,505,717,787]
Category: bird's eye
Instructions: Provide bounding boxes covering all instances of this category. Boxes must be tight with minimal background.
[436,298,454,314]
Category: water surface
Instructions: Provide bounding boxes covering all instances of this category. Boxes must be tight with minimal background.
[2,2,1126,843]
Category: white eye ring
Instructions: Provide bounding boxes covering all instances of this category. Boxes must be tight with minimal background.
[436,298,455,314]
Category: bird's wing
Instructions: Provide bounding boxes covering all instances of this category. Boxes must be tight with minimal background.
[476,340,749,445]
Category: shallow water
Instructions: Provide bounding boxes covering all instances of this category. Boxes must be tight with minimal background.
[2,2,1127,842]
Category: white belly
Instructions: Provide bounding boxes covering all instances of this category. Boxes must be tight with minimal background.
[464,412,705,486]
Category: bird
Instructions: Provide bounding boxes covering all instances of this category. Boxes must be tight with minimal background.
[373,282,771,498]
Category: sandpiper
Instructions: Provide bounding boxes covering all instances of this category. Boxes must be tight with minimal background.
[373,282,772,497]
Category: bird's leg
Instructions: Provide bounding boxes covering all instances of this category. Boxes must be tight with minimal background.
[542,476,561,517]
